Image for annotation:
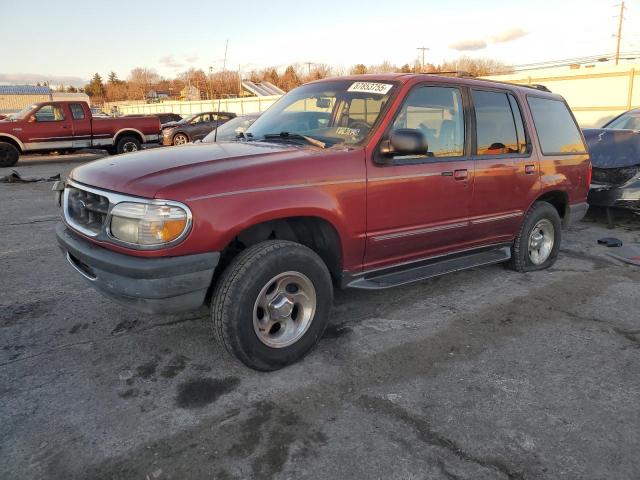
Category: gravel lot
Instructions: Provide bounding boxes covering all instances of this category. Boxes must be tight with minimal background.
[2,153,640,480]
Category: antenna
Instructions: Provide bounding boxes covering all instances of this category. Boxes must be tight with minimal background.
[214,39,229,142]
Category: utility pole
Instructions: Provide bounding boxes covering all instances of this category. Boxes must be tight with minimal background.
[213,39,229,142]
[305,62,313,75]
[615,1,625,65]
[417,46,429,72]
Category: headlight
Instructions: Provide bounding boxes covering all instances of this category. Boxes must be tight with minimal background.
[109,202,191,247]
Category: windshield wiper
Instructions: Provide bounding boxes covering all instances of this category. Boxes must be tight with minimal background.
[262,132,327,149]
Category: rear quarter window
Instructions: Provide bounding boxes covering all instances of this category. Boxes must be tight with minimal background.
[527,96,586,155]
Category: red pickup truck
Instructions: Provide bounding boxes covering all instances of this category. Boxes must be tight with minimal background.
[56,74,590,370]
[0,101,160,167]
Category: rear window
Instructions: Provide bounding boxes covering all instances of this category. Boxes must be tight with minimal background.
[70,104,85,120]
[527,96,586,154]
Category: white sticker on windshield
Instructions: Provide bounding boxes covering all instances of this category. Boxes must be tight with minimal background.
[347,82,393,95]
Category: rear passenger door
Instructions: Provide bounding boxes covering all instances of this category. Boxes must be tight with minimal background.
[469,89,538,245]
[69,103,92,148]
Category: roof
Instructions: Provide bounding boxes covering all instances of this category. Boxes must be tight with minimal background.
[311,73,561,98]
[0,85,51,95]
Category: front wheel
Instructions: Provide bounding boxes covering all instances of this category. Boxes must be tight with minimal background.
[172,133,189,146]
[510,201,561,272]
[211,240,333,371]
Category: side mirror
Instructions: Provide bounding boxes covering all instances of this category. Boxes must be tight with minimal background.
[28,115,37,123]
[380,128,429,157]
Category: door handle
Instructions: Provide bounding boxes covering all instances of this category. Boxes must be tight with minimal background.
[525,164,536,174]
[441,171,453,176]
[453,169,468,180]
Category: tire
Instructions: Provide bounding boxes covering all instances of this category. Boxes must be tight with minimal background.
[172,133,189,146]
[0,142,19,167]
[510,201,562,272]
[115,135,141,154]
[211,240,333,371]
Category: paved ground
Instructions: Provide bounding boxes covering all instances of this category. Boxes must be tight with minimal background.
[2,153,640,480]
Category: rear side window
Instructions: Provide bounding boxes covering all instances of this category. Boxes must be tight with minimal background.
[472,90,520,155]
[527,96,586,154]
[70,104,85,120]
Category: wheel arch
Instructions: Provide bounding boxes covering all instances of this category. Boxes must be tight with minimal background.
[218,214,344,283]
[0,134,25,152]
[530,189,569,222]
[113,128,144,146]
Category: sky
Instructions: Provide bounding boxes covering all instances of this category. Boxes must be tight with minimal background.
[2,0,640,87]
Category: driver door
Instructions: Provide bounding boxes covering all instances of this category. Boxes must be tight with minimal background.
[21,103,74,151]
[364,85,475,270]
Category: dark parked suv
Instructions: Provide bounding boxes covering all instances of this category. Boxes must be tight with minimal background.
[56,74,591,370]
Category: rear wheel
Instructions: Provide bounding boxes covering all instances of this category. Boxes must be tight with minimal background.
[0,142,19,167]
[510,201,561,272]
[172,133,189,145]
[115,135,141,154]
[211,240,333,371]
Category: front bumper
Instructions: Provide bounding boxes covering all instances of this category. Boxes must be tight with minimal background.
[56,224,219,314]
[588,183,640,211]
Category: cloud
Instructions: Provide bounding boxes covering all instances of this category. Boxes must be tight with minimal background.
[185,55,199,64]
[0,72,86,87]
[489,27,528,44]
[159,55,184,69]
[448,39,487,51]
[448,26,528,52]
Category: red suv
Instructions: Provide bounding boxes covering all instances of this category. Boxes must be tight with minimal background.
[55,74,590,370]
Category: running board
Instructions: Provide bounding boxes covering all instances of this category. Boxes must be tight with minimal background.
[346,246,511,290]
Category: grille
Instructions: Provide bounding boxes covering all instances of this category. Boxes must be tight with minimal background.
[66,186,110,235]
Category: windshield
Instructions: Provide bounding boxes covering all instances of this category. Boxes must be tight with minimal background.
[203,114,260,143]
[245,80,397,146]
[9,104,37,120]
[605,112,640,130]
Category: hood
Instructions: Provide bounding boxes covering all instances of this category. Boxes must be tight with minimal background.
[583,128,640,168]
[70,141,316,199]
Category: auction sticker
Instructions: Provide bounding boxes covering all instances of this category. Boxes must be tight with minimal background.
[347,82,393,95]
[336,127,361,137]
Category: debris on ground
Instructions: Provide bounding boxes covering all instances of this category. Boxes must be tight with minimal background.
[597,237,624,247]
[1,170,61,184]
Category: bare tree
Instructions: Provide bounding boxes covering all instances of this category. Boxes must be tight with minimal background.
[128,68,160,100]
[439,56,512,76]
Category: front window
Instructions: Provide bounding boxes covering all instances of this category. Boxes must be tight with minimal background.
[392,86,465,157]
[246,80,398,146]
[35,104,65,122]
